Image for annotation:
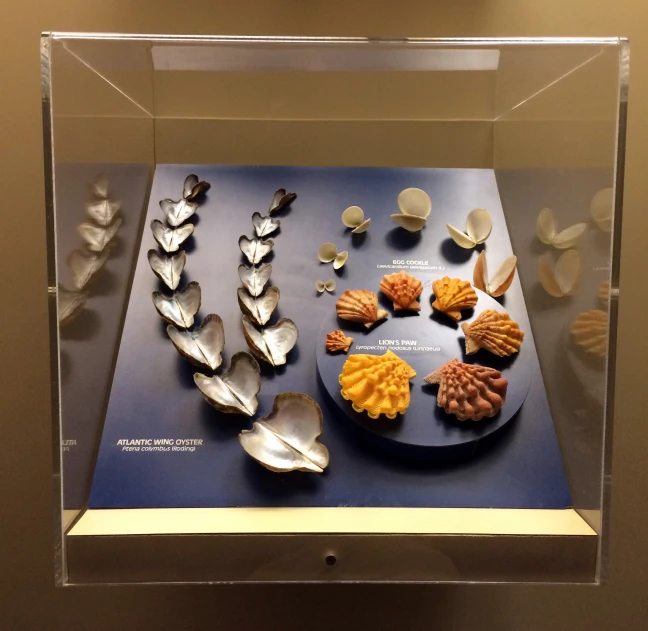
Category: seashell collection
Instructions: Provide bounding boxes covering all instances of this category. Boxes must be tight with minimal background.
[431,277,478,321]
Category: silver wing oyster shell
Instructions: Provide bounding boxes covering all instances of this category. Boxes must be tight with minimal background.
[238,393,329,473]
[57,285,89,325]
[151,220,194,253]
[251,212,280,238]
[241,316,298,366]
[237,287,280,326]
[67,249,109,290]
[238,263,272,298]
[147,250,186,290]
[160,198,198,227]
[77,217,122,252]
[239,235,274,265]
[194,352,261,416]
[89,173,110,200]
[152,281,201,328]
[85,198,122,226]
[183,174,211,201]
[269,188,297,215]
[167,314,225,371]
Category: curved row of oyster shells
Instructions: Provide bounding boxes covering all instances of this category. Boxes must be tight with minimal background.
[447,208,492,249]
[391,188,431,232]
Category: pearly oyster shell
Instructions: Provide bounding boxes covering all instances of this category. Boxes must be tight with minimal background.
[316,279,336,293]
[183,174,211,201]
[239,235,274,265]
[269,188,297,215]
[238,263,272,297]
[147,250,186,291]
[379,270,423,311]
[57,285,89,325]
[239,393,329,473]
[571,310,608,358]
[461,310,525,356]
[67,249,109,290]
[152,281,201,328]
[473,251,517,298]
[336,289,388,328]
[590,188,613,232]
[167,314,225,371]
[151,220,194,253]
[85,198,122,227]
[325,330,353,353]
[237,286,280,326]
[194,352,261,416]
[242,316,298,366]
[339,350,416,419]
[447,208,493,249]
[160,198,198,227]
[391,188,432,232]
[251,212,280,238]
[539,250,581,297]
[536,208,587,249]
[431,277,478,321]
[424,359,508,421]
[78,217,122,253]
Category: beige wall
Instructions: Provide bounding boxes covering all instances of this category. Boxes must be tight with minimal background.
[1,2,647,630]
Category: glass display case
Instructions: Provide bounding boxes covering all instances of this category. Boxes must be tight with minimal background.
[42,34,628,585]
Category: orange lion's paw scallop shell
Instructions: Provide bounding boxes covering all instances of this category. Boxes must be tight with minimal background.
[424,359,508,421]
[339,350,416,419]
[431,277,478,321]
[325,330,354,353]
[336,289,388,328]
[379,270,424,311]
[571,310,607,358]
[461,310,525,356]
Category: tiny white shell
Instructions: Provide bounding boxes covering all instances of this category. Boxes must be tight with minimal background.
[316,279,336,293]
[318,242,338,263]
[333,251,349,270]
[316,280,326,293]
[397,188,431,218]
[352,218,371,234]
[341,206,364,228]
[390,214,427,232]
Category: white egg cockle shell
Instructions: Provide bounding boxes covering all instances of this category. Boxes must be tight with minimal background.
[536,207,586,249]
[473,251,517,298]
[446,223,477,249]
[333,251,349,270]
[318,242,338,263]
[390,214,427,233]
[447,208,492,249]
[352,218,371,234]
[341,206,365,228]
[315,279,336,293]
[397,188,431,218]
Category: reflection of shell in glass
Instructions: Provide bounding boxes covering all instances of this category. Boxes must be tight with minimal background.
[424,359,508,421]
[325,330,354,353]
[598,280,610,306]
[461,310,524,356]
[431,277,478,321]
[336,289,388,328]
[380,271,423,311]
[339,350,416,419]
[571,310,608,358]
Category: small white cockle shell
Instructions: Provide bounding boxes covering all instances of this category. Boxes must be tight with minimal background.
[391,188,431,232]
[473,251,517,297]
[447,208,493,249]
[318,243,349,269]
[341,206,371,234]
[536,208,587,249]
[315,279,336,293]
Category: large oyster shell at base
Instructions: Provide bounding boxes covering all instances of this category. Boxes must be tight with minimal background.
[241,316,298,366]
[237,286,280,326]
[336,289,388,328]
[431,277,478,321]
[339,350,416,419]
[239,393,329,473]
[424,359,508,421]
[167,314,225,371]
[461,310,525,356]
[238,263,272,297]
[152,281,201,328]
[379,270,423,311]
[194,352,261,416]
[571,310,608,358]
[325,330,354,353]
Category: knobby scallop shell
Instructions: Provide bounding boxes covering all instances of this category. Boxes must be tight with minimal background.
[380,271,423,311]
[325,330,354,353]
[431,277,478,321]
[424,359,508,421]
[339,350,416,419]
[571,310,608,358]
[461,310,525,356]
[336,289,388,328]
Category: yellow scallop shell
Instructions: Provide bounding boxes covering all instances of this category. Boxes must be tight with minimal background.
[461,310,525,356]
[339,350,416,419]
[431,277,478,321]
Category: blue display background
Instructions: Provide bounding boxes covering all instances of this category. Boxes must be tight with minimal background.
[89,165,572,509]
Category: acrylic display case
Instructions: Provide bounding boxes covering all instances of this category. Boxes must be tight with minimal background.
[42,34,628,585]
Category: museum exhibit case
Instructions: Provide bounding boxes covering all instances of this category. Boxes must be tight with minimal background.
[41,34,628,585]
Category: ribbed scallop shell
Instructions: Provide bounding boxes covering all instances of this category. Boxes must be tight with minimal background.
[339,350,416,419]
[431,277,478,321]
[379,271,424,311]
[571,310,607,358]
[424,359,508,421]
[598,280,610,306]
[461,310,525,356]
[336,289,388,328]
[325,330,354,353]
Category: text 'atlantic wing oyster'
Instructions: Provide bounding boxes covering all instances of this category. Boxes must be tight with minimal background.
[152,281,201,328]
[431,277,478,321]
[239,393,329,473]
[239,235,274,265]
[194,352,261,416]
[424,359,508,421]
[57,285,88,325]
[237,286,280,326]
[252,212,280,238]
[85,198,122,227]
[160,198,198,227]
[183,174,211,201]
[147,249,186,290]
[78,217,122,253]
[336,289,388,328]
[461,310,524,356]
[238,263,272,297]
[242,316,298,366]
[151,220,194,253]
[167,314,225,371]
[67,249,109,290]
[269,188,297,215]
